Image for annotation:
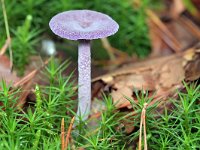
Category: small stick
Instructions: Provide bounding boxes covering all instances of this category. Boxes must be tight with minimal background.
[143,103,148,150]
[138,103,148,150]
[138,110,143,150]
[101,38,116,60]
[0,37,11,55]
[65,117,75,149]
[61,118,65,150]
[100,38,128,61]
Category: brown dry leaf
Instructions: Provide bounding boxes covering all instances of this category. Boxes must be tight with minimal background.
[158,58,185,88]
[115,74,155,90]
[0,55,19,84]
[111,87,132,108]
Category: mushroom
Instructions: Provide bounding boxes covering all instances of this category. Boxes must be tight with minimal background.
[49,10,119,121]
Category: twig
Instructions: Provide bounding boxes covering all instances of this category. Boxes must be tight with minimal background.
[0,37,11,55]
[101,38,116,60]
[1,0,13,70]
[139,110,143,150]
[138,103,148,150]
[65,117,75,149]
[143,104,147,150]
[61,118,65,150]
[101,38,128,60]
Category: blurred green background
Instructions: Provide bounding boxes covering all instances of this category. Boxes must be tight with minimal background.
[0,0,160,74]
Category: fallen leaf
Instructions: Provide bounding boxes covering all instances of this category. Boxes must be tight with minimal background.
[158,58,185,88]
[111,87,132,108]
[0,55,19,84]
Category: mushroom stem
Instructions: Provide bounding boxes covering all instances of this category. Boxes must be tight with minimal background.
[77,40,91,121]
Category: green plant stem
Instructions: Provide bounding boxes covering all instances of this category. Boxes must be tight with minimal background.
[1,0,13,69]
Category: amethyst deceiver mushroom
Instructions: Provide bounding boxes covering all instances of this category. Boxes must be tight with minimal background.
[49,10,119,121]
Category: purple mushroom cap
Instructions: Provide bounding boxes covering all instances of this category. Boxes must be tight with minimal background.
[49,10,119,40]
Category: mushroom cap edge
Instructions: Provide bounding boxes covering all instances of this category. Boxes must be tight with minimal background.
[49,10,119,40]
